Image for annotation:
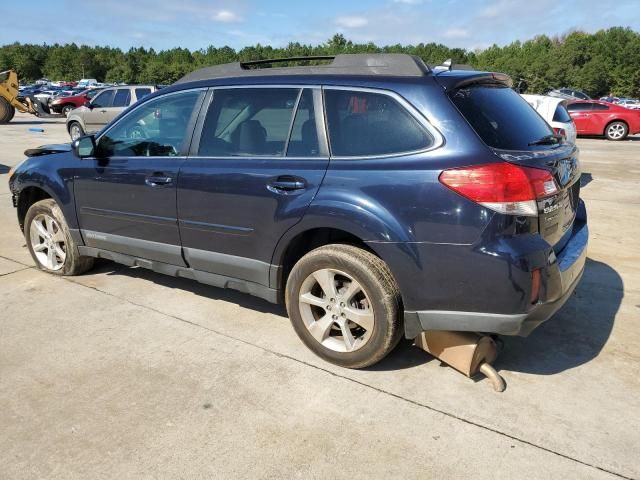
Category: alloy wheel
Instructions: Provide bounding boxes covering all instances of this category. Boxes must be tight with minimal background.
[298,268,375,353]
[29,213,66,271]
[607,123,626,140]
[70,124,82,140]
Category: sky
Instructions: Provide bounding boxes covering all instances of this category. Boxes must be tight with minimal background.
[1,0,638,52]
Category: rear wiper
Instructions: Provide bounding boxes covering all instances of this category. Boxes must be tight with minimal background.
[528,134,563,146]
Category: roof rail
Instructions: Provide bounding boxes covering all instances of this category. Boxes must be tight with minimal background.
[176,54,431,83]
[241,56,335,68]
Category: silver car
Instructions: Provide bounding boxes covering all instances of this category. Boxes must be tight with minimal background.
[66,85,157,140]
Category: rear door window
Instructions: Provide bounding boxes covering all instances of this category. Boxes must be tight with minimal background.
[450,85,553,150]
[287,89,320,157]
[324,89,432,156]
[112,88,131,108]
[198,88,299,157]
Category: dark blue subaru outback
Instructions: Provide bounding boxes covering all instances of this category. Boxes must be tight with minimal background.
[8,54,588,368]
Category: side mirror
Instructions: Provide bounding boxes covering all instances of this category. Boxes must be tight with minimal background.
[72,135,96,158]
[87,102,95,109]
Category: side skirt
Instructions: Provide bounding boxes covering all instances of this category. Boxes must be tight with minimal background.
[77,246,280,304]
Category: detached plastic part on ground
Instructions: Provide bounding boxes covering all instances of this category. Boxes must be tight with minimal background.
[415,331,506,392]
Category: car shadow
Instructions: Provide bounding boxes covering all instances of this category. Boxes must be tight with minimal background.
[96,259,287,317]
[91,256,621,377]
[0,164,9,174]
[581,172,593,188]
[498,258,621,375]
[371,258,622,375]
[7,119,64,125]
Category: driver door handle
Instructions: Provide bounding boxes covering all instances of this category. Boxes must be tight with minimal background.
[145,174,173,187]
[268,176,306,192]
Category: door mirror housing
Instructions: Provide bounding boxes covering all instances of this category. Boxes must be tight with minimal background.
[73,135,96,158]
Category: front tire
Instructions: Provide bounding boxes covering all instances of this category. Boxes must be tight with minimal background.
[286,244,402,369]
[62,104,75,116]
[605,121,628,141]
[24,199,94,276]
[68,121,84,140]
[0,97,15,124]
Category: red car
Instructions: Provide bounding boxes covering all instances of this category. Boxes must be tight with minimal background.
[50,88,103,116]
[567,100,640,140]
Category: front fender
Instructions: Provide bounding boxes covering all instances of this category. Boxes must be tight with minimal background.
[11,153,79,230]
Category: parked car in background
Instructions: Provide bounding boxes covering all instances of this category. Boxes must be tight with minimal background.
[76,78,98,89]
[617,98,640,110]
[521,94,577,143]
[66,85,157,139]
[50,88,103,116]
[10,55,588,369]
[567,100,640,140]
[34,90,66,106]
[547,88,591,101]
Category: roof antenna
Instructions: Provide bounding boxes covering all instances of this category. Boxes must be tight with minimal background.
[443,59,452,70]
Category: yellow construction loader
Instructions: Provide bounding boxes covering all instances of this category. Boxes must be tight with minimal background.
[0,69,56,123]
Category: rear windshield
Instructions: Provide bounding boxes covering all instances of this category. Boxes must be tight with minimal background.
[553,104,572,123]
[450,85,553,150]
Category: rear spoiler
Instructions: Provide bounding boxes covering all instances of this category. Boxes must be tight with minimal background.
[434,71,513,91]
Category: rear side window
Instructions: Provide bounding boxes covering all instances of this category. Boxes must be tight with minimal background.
[112,88,131,108]
[198,88,299,157]
[325,89,432,157]
[450,85,552,150]
[567,103,590,112]
[135,88,152,101]
[591,103,609,111]
[552,104,571,123]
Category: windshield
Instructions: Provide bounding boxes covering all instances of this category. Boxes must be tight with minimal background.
[450,84,553,150]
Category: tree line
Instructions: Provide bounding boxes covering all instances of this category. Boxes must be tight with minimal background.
[1,27,639,97]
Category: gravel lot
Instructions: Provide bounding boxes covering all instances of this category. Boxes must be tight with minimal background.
[1,112,639,479]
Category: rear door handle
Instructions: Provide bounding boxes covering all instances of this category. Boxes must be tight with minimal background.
[268,176,307,192]
[145,174,173,186]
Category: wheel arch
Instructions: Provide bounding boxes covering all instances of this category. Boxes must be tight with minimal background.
[17,185,53,231]
[604,118,628,136]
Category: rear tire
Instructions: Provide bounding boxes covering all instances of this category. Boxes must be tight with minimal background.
[68,121,84,140]
[0,97,15,124]
[605,121,628,141]
[286,244,402,369]
[24,199,94,276]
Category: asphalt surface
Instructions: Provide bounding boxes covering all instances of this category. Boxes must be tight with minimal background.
[1,112,639,479]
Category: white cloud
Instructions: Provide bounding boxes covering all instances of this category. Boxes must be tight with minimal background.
[443,27,470,39]
[392,0,423,4]
[212,9,241,22]
[335,16,369,28]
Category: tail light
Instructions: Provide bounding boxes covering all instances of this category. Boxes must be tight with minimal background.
[553,127,566,138]
[439,162,558,216]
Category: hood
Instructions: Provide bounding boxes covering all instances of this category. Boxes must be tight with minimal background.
[24,143,72,157]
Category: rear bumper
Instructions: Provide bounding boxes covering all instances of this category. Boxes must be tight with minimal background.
[404,217,588,338]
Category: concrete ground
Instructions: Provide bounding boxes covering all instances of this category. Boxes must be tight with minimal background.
[1,112,639,479]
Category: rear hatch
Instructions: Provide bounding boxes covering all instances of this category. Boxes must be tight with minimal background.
[442,75,581,253]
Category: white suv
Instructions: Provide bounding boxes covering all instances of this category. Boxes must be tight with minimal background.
[521,94,577,144]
